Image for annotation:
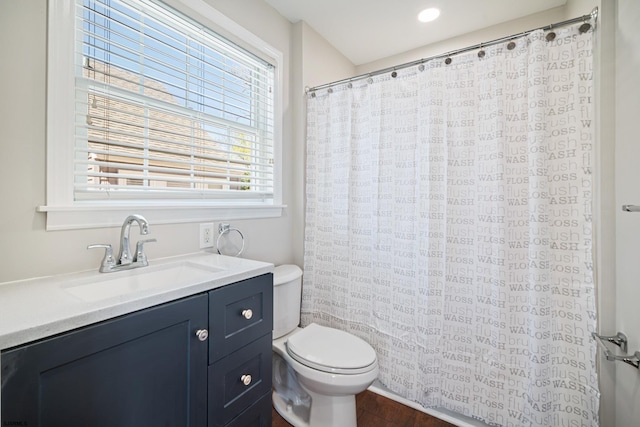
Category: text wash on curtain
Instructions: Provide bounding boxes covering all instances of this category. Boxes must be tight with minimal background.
[303,22,597,427]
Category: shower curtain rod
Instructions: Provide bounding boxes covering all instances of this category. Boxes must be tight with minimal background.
[306,7,598,93]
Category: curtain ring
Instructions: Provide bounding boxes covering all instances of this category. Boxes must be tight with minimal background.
[579,22,592,33]
[507,41,516,50]
[445,57,452,65]
[391,71,397,78]
[546,31,556,41]
[477,43,485,58]
[579,13,592,33]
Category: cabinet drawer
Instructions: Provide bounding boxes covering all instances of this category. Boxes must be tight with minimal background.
[208,333,272,426]
[225,392,273,427]
[209,273,273,362]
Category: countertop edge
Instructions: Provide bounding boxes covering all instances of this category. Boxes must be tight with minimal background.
[0,254,274,351]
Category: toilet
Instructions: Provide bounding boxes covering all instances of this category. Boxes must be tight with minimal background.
[272,265,378,427]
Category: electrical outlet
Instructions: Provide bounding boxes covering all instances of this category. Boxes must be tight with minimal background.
[199,223,214,248]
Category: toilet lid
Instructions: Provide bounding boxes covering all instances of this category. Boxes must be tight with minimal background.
[286,323,377,374]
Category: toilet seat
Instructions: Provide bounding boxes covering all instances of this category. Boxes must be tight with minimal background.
[286,323,377,374]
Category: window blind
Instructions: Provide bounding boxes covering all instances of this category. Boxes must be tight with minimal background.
[75,0,275,202]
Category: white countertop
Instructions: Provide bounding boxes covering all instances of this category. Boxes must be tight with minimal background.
[0,252,273,351]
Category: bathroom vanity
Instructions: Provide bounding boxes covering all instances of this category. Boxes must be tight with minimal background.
[0,253,273,427]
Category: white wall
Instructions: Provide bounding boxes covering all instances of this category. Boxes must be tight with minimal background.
[614,0,640,425]
[592,1,618,426]
[0,0,296,282]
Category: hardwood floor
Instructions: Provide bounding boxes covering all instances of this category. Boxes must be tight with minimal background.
[272,390,456,427]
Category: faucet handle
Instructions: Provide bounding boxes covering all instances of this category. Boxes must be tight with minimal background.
[134,238,157,265]
[87,244,116,273]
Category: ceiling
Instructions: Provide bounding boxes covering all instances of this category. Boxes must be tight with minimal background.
[263,0,568,65]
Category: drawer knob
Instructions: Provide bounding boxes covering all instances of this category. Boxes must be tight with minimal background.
[242,309,253,320]
[241,374,252,386]
[195,329,209,341]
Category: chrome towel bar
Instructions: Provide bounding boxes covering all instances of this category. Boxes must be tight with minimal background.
[592,332,640,370]
[622,204,640,212]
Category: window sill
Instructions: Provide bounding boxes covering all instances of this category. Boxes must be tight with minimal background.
[37,204,286,231]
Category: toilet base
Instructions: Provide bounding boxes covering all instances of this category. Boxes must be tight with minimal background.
[273,388,358,427]
[273,391,308,427]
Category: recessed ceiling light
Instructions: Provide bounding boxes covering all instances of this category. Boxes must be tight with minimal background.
[418,8,440,23]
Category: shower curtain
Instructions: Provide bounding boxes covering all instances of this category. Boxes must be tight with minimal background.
[302,24,598,427]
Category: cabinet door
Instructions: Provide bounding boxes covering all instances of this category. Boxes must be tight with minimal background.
[1,294,208,427]
[208,334,272,427]
[208,273,273,363]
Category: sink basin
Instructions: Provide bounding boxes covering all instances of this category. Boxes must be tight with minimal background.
[64,261,224,302]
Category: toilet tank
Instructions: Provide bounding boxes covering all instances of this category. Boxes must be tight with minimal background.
[273,264,303,339]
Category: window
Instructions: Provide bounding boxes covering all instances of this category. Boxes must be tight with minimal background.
[41,0,283,230]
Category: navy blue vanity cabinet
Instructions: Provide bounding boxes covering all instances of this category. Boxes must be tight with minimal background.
[208,273,273,427]
[0,293,209,427]
[0,273,273,427]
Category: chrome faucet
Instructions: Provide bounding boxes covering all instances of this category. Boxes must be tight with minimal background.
[88,214,156,273]
[118,214,150,265]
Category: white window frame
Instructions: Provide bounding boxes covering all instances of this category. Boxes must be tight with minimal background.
[39,0,284,230]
